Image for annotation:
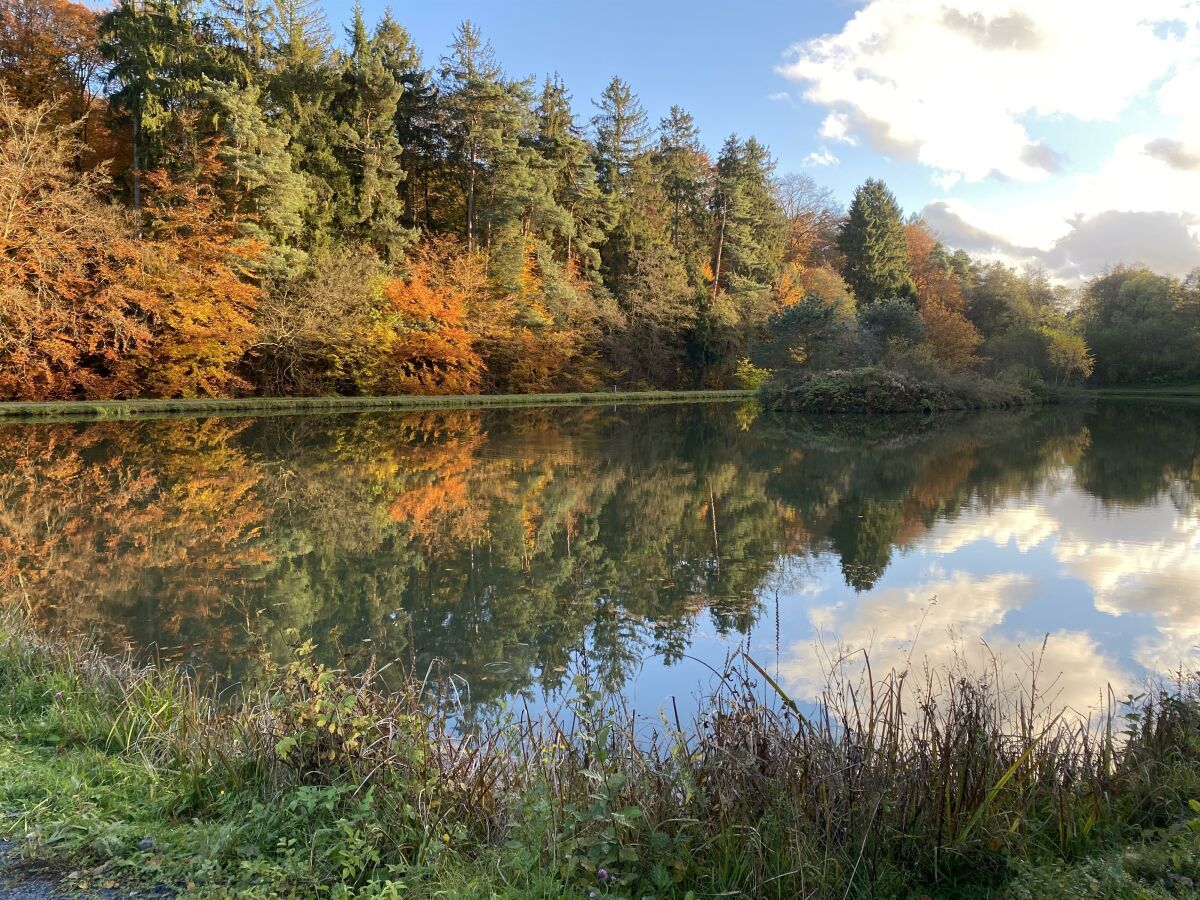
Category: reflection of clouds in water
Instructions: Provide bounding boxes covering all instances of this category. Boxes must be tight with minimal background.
[1052,501,1200,673]
[925,502,1057,555]
[779,572,1132,718]
[780,572,1034,694]
[911,486,1200,679]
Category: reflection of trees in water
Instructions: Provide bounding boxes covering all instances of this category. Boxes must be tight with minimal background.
[2,402,1195,706]
[1071,402,1200,511]
[758,410,1094,591]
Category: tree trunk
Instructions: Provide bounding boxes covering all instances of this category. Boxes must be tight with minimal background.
[131,113,142,219]
[712,203,727,301]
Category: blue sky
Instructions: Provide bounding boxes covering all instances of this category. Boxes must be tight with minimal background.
[337,1,851,183]
[333,1,1200,281]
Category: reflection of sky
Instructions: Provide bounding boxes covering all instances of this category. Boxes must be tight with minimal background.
[619,472,1200,722]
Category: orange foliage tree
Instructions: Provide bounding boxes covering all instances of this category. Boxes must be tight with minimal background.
[473,238,607,393]
[130,154,262,397]
[0,0,100,120]
[380,236,485,394]
[906,221,981,371]
[0,98,151,400]
[0,100,261,400]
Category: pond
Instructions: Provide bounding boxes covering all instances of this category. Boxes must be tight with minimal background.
[2,399,1198,718]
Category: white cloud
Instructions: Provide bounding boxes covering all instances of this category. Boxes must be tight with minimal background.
[925,503,1057,555]
[921,199,1200,281]
[1052,505,1200,673]
[803,147,840,167]
[779,0,1200,279]
[819,111,856,145]
[778,0,1194,183]
[778,572,1131,719]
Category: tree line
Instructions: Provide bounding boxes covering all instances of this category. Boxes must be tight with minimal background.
[2,0,1198,401]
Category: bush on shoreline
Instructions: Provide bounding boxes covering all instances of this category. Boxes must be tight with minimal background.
[1,612,1199,898]
[761,366,1043,414]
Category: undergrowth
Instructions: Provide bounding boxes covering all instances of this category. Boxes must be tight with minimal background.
[761,366,1042,414]
[1,612,1199,898]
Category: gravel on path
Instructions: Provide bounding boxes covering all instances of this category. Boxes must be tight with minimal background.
[0,841,173,899]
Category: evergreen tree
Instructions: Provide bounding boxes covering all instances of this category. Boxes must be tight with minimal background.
[534,75,606,273]
[837,178,916,306]
[265,0,341,244]
[371,11,440,229]
[203,78,311,274]
[212,0,274,82]
[591,76,651,196]
[334,5,412,259]
[439,20,523,253]
[710,136,785,309]
[100,0,233,208]
[654,105,710,258]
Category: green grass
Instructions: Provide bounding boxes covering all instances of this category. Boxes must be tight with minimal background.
[2,611,1200,898]
[0,390,755,423]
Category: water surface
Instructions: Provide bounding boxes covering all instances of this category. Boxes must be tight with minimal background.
[3,400,1197,717]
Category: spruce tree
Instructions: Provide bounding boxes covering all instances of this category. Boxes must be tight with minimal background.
[266,0,342,244]
[711,136,785,307]
[534,75,606,273]
[439,21,525,252]
[213,0,275,81]
[372,11,439,229]
[204,79,312,275]
[100,0,234,208]
[654,106,709,257]
[335,5,412,259]
[838,178,916,306]
[591,76,651,196]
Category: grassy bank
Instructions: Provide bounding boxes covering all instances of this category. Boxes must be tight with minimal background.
[1075,384,1200,401]
[761,367,1042,415]
[0,390,756,423]
[2,614,1200,898]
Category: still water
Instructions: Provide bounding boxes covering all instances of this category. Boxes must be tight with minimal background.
[2,400,1198,717]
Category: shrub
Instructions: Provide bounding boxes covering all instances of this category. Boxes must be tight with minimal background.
[761,366,1034,414]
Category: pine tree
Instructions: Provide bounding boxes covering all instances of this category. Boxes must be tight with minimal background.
[838,178,916,306]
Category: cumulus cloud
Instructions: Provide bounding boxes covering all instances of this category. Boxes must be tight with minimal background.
[803,147,840,167]
[925,503,1057,555]
[779,0,1200,280]
[1042,210,1200,280]
[1053,502,1200,673]
[921,201,1200,280]
[778,0,1189,182]
[819,111,856,145]
[1145,137,1200,171]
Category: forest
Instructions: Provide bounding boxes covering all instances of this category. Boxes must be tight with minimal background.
[2,0,1199,402]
